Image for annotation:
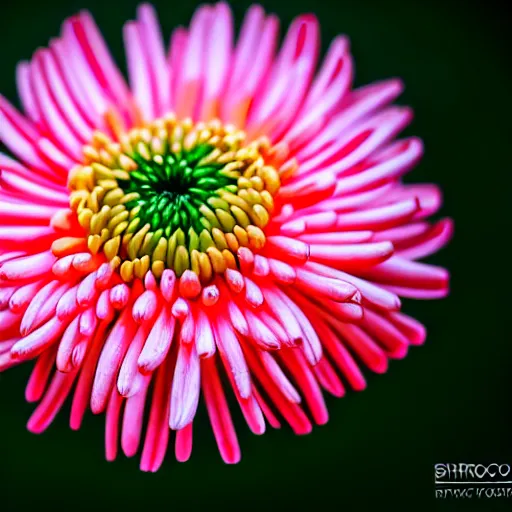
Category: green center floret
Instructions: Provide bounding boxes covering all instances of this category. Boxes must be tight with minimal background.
[118,144,238,236]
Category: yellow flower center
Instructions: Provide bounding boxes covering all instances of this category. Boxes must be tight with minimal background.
[68,115,282,283]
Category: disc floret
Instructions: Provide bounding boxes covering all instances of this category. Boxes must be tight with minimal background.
[68,116,281,282]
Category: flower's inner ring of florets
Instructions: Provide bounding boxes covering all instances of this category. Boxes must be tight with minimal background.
[68,116,281,283]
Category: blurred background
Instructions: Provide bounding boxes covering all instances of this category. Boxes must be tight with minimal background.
[1,0,510,510]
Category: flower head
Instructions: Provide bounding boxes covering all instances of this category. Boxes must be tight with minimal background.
[0,3,452,470]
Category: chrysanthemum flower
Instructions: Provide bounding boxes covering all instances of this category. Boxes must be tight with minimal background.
[0,3,452,470]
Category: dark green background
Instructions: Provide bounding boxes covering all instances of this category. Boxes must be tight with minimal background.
[1,0,510,510]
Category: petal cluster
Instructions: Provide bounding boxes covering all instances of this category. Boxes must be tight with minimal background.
[0,3,452,470]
